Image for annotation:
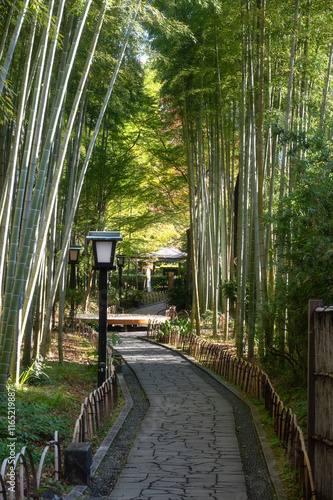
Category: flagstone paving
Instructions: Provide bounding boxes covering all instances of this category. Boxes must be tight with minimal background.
[106,334,273,500]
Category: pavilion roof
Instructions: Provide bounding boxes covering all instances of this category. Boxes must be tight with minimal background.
[151,247,187,263]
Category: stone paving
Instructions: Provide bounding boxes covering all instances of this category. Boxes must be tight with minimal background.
[108,334,248,500]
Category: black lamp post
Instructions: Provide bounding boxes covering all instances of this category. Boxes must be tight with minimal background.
[117,255,126,310]
[86,231,123,387]
[69,246,82,325]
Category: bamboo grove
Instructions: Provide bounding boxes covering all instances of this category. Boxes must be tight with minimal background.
[148,0,333,374]
[0,0,145,394]
[2,0,333,392]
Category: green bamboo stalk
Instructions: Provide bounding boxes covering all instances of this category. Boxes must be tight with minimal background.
[0,13,37,352]
[19,0,62,246]
[17,0,93,343]
[0,1,16,63]
[20,1,108,345]
[41,0,143,354]
[0,0,82,393]
[0,0,55,341]
[0,0,30,99]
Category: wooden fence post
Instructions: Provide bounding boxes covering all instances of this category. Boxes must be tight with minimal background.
[307,299,323,480]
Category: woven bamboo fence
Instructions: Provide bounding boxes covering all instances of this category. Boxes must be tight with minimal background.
[148,323,316,500]
[0,431,60,500]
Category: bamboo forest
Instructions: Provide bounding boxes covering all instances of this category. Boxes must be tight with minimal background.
[1,0,333,385]
[1,0,333,496]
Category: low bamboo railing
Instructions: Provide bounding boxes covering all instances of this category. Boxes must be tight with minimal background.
[148,324,316,500]
[72,349,118,442]
[72,373,118,443]
[0,431,60,500]
[0,326,117,499]
[141,291,168,306]
[77,322,98,347]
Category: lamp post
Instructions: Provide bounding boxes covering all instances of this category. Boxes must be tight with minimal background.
[117,255,126,310]
[69,246,82,326]
[86,231,123,387]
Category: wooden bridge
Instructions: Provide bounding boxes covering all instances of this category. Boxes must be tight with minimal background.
[76,313,167,329]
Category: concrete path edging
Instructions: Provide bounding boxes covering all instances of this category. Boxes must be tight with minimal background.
[64,373,133,500]
[141,336,288,500]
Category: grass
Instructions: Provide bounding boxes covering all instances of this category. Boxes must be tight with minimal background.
[266,370,308,435]
[0,331,125,494]
[252,401,304,500]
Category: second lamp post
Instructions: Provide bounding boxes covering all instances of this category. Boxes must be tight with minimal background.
[117,255,126,310]
[68,246,82,326]
[86,231,123,387]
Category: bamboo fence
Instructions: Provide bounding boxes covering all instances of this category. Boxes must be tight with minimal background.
[77,322,98,347]
[141,291,168,306]
[148,323,316,500]
[72,350,118,443]
[0,431,60,500]
[73,323,118,442]
[0,326,117,499]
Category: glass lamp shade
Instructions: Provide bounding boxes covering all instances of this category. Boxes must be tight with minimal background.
[117,255,126,268]
[69,246,82,264]
[86,231,123,269]
[95,241,114,264]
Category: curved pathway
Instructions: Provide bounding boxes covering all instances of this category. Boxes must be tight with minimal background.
[107,333,276,500]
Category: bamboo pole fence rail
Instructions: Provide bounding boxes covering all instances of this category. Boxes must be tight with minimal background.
[141,291,168,306]
[73,322,119,442]
[77,322,98,347]
[0,325,117,499]
[148,322,316,500]
[72,349,118,443]
[0,431,60,500]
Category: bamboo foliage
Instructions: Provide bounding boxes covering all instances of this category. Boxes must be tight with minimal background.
[0,0,30,99]
[148,0,333,360]
[1,0,333,393]
[40,0,142,356]
[0,0,142,394]
[0,0,86,390]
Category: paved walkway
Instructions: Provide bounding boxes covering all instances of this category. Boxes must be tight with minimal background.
[126,300,169,316]
[109,333,248,500]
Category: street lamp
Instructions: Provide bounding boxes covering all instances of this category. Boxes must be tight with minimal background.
[86,231,123,387]
[69,246,82,326]
[117,255,126,309]
[69,246,82,265]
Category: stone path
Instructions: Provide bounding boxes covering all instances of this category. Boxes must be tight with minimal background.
[108,334,249,500]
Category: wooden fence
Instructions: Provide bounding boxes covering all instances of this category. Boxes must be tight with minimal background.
[141,290,168,306]
[77,322,98,347]
[0,431,60,500]
[74,323,119,442]
[148,323,316,500]
[308,302,333,500]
